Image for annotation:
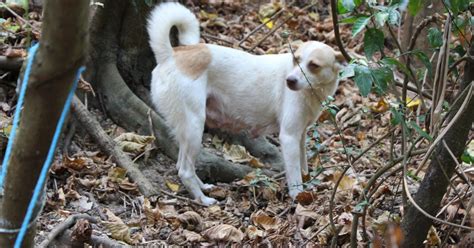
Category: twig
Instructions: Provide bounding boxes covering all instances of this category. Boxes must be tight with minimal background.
[39,214,97,248]
[329,0,351,62]
[249,2,315,52]
[448,55,469,73]
[402,150,474,230]
[202,34,234,45]
[302,221,331,246]
[160,189,207,207]
[328,164,350,240]
[349,148,427,247]
[352,127,395,163]
[238,1,295,46]
[415,82,473,175]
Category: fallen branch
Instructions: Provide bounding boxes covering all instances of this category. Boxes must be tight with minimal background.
[39,214,97,248]
[50,229,124,248]
[0,56,23,71]
[71,95,159,197]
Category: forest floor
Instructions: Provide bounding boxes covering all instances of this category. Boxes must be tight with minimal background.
[0,1,473,247]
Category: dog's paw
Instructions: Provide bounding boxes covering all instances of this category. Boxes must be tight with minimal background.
[288,187,303,200]
[200,196,218,206]
[201,183,215,190]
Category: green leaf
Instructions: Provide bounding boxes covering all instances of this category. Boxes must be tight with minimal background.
[387,7,401,25]
[355,200,369,212]
[390,107,403,125]
[381,57,410,75]
[427,27,443,48]
[413,50,433,79]
[339,64,355,79]
[445,0,469,16]
[408,121,432,141]
[340,16,359,24]
[371,66,393,94]
[408,0,423,16]
[342,0,356,11]
[374,12,389,27]
[364,28,384,60]
[352,16,371,37]
[354,65,372,96]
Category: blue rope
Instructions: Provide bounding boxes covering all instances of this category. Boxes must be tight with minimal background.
[0,43,39,188]
[0,43,84,247]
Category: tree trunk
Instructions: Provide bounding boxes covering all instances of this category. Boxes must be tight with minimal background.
[0,0,88,247]
[401,41,474,247]
[87,0,282,184]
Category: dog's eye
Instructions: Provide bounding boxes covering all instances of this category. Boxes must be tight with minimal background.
[308,61,320,71]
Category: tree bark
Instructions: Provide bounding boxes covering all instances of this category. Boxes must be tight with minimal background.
[401,41,474,247]
[0,0,89,247]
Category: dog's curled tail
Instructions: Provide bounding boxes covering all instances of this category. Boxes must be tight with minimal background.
[147,3,200,63]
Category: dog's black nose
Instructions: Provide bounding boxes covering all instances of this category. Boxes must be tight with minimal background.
[286,76,298,90]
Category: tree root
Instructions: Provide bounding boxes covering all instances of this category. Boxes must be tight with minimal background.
[71,95,159,197]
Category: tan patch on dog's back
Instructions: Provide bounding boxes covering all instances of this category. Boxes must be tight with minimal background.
[173,44,211,80]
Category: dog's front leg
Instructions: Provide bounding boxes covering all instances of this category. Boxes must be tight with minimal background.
[300,132,308,175]
[280,130,304,199]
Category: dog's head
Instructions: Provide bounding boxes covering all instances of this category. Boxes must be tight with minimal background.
[286,41,341,91]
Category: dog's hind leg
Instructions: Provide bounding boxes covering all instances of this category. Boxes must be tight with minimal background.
[175,115,217,206]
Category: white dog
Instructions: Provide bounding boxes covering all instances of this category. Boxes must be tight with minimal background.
[147,3,340,205]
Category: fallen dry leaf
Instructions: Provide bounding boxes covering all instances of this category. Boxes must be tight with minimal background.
[103,208,136,244]
[178,211,203,232]
[166,181,180,192]
[251,210,279,231]
[296,191,317,205]
[202,224,244,243]
[143,198,161,226]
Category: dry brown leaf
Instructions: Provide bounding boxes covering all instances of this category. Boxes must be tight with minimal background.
[332,171,356,191]
[295,204,319,219]
[338,212,353,235]
[4,48,26,58]
[114,132,155,154]
[178,211,203,232]
[251,210,279,231]
[108,167,127,182]
[118,178,138,191]
[246,225,266,240]
[63,156,88,171]
[223,143,263,167]
[143,198,161,225]
[296,191,316,205]
[202,224,244,243]
[78,177,100,188]
[103,208,135,244]
[371,98,389,113]
[166,181,180,192]
[182,229,202,243]
[207,186,228,200]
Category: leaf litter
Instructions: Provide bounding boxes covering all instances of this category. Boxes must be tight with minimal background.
[0,1,472,247]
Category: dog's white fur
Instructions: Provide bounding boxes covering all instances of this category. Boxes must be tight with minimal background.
[148,3,340,205]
